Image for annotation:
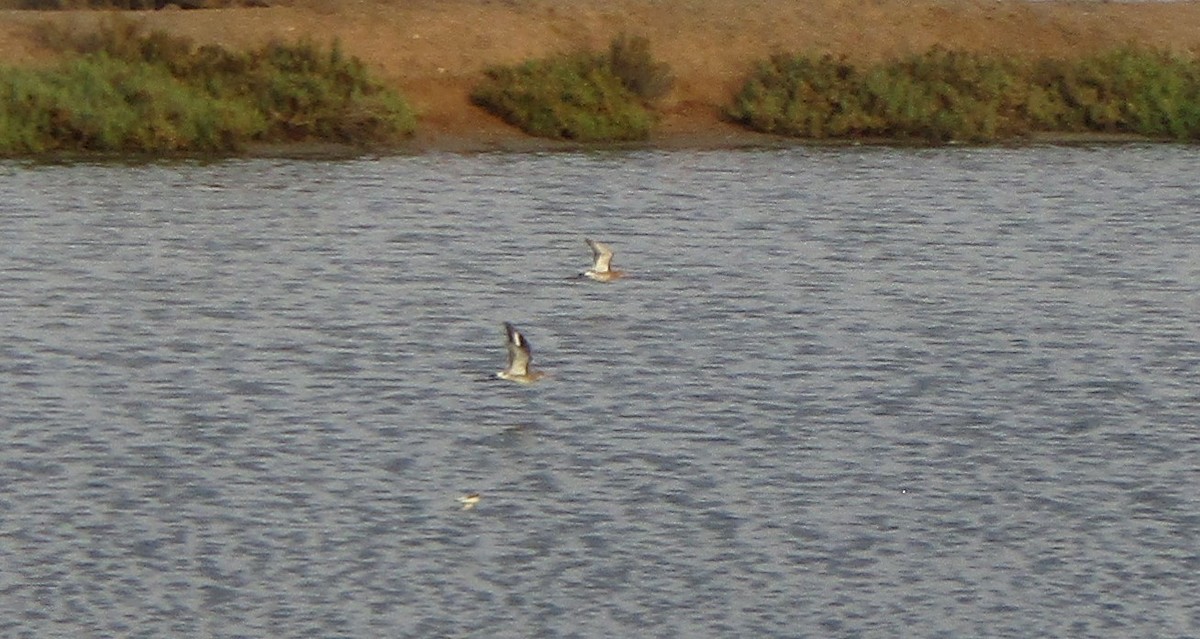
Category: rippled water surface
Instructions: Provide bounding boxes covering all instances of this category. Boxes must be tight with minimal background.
[2,146,1198,638]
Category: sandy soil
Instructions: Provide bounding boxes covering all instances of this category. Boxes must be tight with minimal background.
[3,0,1200,151]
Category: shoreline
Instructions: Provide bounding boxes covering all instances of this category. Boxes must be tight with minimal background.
[10,129,1172,164]
[250,130,1172,159]
[3,0,1200,155]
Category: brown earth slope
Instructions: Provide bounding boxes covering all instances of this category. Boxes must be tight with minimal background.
[3,0,1200,151]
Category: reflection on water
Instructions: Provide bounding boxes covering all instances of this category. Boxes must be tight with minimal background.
[1,146,1198,637]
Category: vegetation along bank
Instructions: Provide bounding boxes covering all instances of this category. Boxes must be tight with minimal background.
[3,0,1200,154]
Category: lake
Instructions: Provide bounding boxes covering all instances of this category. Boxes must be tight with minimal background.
[1,145,1198,638]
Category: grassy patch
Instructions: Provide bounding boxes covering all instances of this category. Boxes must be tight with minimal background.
[471,34,672,142]
[1,19,415,155]
[728,47,1200,143]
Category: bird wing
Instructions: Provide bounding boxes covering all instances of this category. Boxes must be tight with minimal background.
[587,239,614,272]
[503,322,532,376]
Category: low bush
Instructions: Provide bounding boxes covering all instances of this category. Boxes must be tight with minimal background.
[1031,48,1200,138]
[0,56,263,153]
[2,19,416,154]
[728,47,1200,143]
[471,33,671,141]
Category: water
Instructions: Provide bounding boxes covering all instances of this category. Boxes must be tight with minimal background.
[1,145,1198,638]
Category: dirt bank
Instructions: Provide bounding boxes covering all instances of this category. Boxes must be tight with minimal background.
[4,0,1200,151]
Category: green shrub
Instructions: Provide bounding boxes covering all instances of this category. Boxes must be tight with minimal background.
[205,38,417,143]
[729,47,1200,142]
[472,54,653,141]
[728,54,873,138]
[0,55,264,153]
[1036,48,1200,138]
[3,19,415,154]
[471,34,671,141]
